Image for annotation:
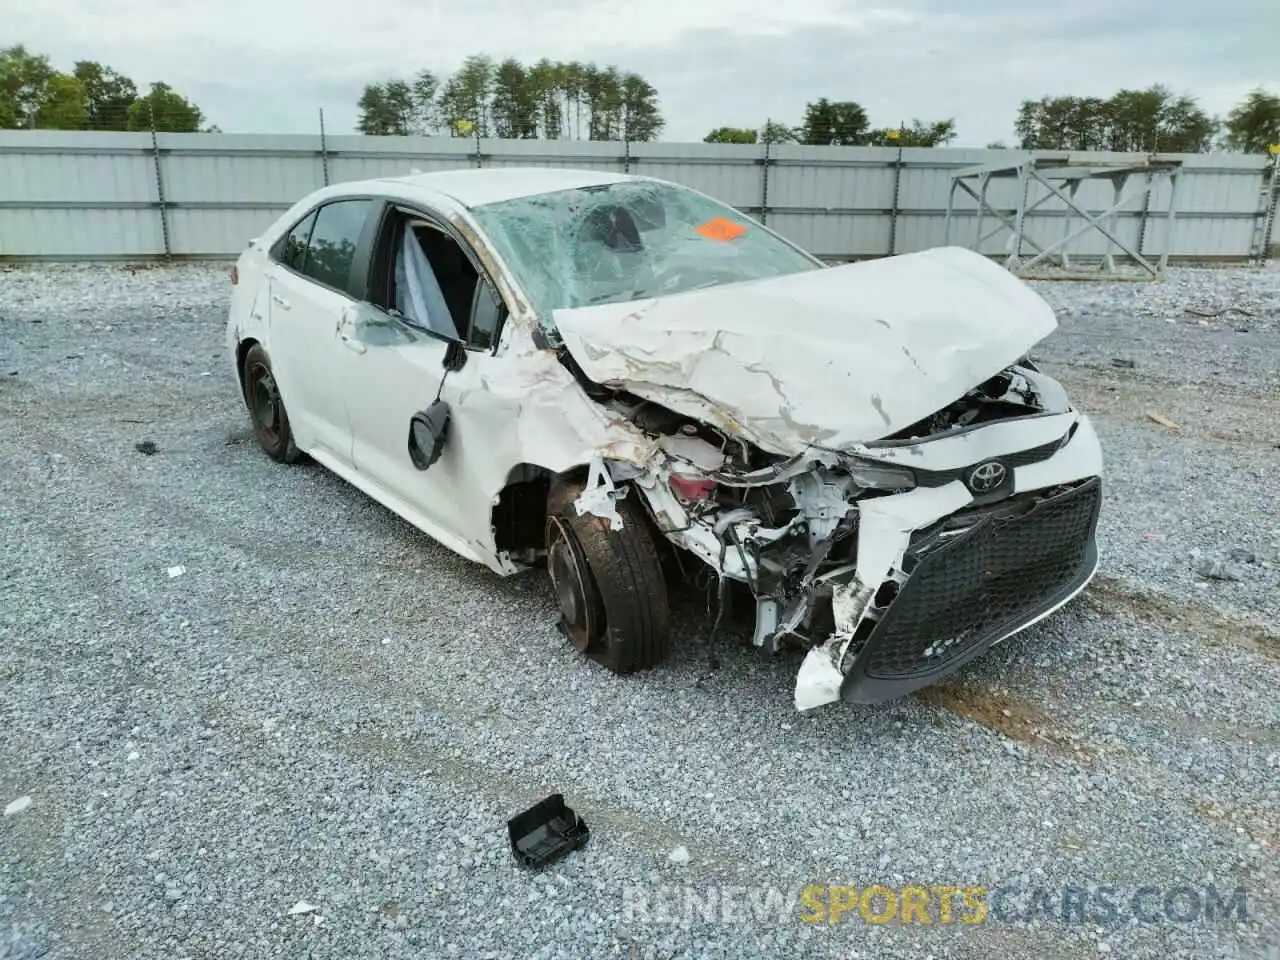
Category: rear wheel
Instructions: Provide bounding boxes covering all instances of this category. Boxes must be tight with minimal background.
[241,343,301,464]
[545,486,672,675]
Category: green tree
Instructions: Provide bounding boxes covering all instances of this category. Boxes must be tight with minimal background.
[704,126,758,143]
[353,53,664,142]
[799,98,869,145]
[0,45,56,128]
[125,81,204,132]
[1224,87,1280,153]
[1017,86,1216,153]
[1016,96,1108,150]
[490,58,537,138]
[72,61,137,130]
[434,75,469,136]
[618,71,661,141]
[581,64,620,139]
[409,69,440,133]
[865,118,957,147]
[451,54,495,136]
[32,73,87,129]
[527,58,563,138]
[356,80,415,135]
[759,120,797,144]
[559,60,585,139]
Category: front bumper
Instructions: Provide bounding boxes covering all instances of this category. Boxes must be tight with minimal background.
[839,476,1101,703]
[794,409,1105,710]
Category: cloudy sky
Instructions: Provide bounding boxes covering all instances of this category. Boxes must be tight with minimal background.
[11,0,1278,144]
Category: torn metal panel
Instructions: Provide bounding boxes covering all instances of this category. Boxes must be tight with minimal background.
[573,456,625,530]
[554,247,1058,455]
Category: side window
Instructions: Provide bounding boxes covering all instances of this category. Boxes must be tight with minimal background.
[276,211,316,271]
[382,215,482,342]
[468,279,504,351]
[301,199,374,292]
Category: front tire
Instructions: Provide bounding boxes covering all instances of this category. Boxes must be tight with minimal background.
[546,487,672,675]
[241,343,301,464]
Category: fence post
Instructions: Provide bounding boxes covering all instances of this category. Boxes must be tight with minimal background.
[318,108,330,186]
[149,105,171,261]
[1136,171,1152,260]
[759,122,771,225]
[1261,151,1280,261]
[888,124,904,256]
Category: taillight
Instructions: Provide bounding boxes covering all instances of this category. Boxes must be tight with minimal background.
[669,475,716,502]
[230,265,239,285]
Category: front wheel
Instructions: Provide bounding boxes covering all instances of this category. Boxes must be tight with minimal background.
[545,488,672,675]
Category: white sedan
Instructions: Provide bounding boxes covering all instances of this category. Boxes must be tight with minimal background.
[226,167,1103,710]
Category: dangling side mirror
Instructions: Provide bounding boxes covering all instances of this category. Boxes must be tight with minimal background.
[407,399,450,471]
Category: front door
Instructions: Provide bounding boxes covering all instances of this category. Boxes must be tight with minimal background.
[339,210,513,557]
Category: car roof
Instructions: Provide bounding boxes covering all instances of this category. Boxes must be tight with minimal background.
[372,167,639,209]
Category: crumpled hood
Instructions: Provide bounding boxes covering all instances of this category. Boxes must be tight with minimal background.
[553,246,1058,455]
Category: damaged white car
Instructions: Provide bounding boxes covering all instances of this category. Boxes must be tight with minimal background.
[226,168,1103,711]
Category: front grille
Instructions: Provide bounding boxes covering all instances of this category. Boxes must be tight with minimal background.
[859,477,1101,680]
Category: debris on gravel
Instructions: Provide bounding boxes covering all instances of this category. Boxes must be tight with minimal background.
[1,261,1278,959]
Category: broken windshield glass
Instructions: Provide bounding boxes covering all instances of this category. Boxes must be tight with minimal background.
[469,180,822,332]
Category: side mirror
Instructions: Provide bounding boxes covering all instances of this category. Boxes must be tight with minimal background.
[407,399,450,471]
[443,340,467,372]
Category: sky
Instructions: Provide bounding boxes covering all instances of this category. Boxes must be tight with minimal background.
[10,0,1279,144]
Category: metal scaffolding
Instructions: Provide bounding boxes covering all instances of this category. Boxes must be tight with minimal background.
[944,155,1184,279]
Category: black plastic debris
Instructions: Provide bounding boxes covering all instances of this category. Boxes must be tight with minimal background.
[1110,358,1136,369]
[507,793,589,869]
[134,440,158,455]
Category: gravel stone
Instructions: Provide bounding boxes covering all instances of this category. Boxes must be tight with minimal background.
[1,261,1278,959]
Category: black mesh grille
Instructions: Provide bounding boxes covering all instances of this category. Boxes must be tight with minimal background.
[861,478,1101,680]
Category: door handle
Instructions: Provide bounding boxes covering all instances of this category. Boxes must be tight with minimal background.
[271,293,291,310]
[339,333,367,354]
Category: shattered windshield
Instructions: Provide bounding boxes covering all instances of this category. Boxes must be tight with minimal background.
[469,180,822,328]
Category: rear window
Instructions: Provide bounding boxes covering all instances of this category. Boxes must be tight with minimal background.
[301,199,374,292]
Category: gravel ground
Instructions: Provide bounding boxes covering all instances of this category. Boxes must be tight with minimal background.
[1,261,1278,960]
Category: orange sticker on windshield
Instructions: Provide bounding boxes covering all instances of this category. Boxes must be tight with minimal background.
[695,217,747,242]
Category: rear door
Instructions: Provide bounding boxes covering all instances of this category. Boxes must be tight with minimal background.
[265,198,378,465]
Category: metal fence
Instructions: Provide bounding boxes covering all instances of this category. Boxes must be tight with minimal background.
[0,129,1275,263]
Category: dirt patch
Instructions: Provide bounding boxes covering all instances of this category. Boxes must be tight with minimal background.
[918,683,1092,757]
[1083,575,1279,662]
[1053,368,1280,449]
[1193,800,1279,852]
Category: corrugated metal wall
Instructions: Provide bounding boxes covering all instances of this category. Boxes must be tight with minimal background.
[0,130,1273,262]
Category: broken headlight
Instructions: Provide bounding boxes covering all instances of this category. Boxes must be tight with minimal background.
[846,457,916,491]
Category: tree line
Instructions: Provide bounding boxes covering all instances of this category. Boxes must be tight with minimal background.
[357,54,663,140]
[703,86,1279,153]
[1,45,208,132]
[704,103,957,146]
[6,41,1278,153]
[1014,85,1278,154]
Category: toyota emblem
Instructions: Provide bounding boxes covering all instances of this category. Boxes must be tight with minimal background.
[968,460,1007,493]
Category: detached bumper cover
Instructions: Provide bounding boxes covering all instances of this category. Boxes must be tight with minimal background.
[840,476,1102,703]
